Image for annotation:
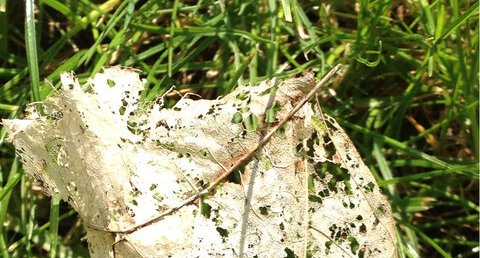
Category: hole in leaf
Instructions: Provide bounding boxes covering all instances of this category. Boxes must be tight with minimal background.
[200,200,211,217]
[348,236,360,254]
[119,99,128,115]
[318,189,330,198]
[235,91,249,100]
[199,149,208,157]
[327,177,338,192]
[258,205,270,215]
[239,106,250,113]
[305,133,317,158]
[216,227,229,237]
[265,101,282,123]
[107,79,116,87]
[309,194,322,204]
[359,223,367,234]
[359,248,366,258]
[127,121,142,135]
[295,143,304,156]
[119,106,126,116]
[231,112,243,124]
[226,166,244,184]
[325,240,333,251]
[276,124,288,137]
[243,113,259,132]
[314,163,326,179]
[364,182,375,192]
[207,106,215,115]
[308,175,314,190]
[156,141,175,151]
[322,162,352,194]
[284,248,295,258]
[377,205,386,214]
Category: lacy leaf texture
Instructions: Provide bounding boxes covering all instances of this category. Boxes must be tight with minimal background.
[4,67,397,258]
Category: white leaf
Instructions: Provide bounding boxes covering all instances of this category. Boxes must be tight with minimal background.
[3,67,397,257]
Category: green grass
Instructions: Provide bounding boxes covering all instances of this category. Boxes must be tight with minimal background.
[0,0,478,257]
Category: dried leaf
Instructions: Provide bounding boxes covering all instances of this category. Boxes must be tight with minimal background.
[3,67,397,257]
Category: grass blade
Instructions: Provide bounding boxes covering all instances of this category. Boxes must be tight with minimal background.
[48,192,61,258]
[25,0,42,112]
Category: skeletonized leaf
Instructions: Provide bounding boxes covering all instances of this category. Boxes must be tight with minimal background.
[3,67,396,257]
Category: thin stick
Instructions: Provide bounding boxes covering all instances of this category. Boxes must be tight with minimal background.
[87,63,342,234]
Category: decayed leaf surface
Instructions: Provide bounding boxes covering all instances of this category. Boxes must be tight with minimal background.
[3,67,397,257]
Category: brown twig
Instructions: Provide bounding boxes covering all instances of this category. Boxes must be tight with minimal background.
[87,63,342,234]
